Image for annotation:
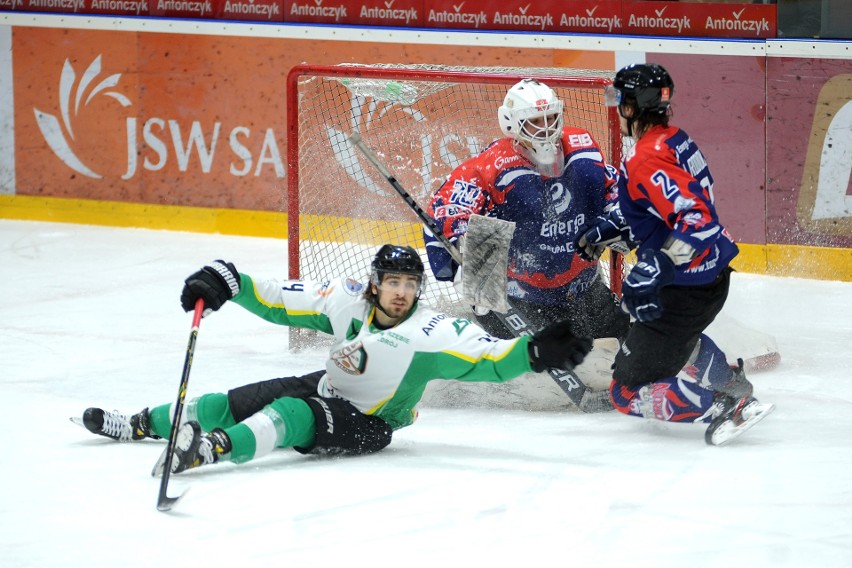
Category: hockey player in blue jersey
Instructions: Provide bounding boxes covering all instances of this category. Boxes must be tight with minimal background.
[425,78,630,344]
[573,63,775,445]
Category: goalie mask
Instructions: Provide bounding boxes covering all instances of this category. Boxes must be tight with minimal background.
[498,79,565,177]
[367,244,427,306]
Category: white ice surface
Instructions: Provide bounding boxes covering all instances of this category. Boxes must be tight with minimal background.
[2,219,851,567]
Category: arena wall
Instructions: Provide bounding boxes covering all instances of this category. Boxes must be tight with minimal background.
[0,13,850,280]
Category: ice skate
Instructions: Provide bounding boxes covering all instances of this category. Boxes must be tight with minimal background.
[705,393,775,446]
[70,407,157,442]
[716,358,754,400]
[151,421,231,477]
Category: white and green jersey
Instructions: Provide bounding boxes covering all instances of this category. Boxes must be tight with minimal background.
[232,274,534,430]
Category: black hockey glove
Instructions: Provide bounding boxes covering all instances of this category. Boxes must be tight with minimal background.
[621,249,675,322]
[180,260,241,314]
[573,207,633,262]
[528,320,593,373]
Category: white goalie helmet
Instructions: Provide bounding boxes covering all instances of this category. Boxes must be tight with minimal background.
[497,79,565,175]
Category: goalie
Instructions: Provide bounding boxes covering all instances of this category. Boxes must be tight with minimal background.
[73,245,592,474]
[424,78,630,344]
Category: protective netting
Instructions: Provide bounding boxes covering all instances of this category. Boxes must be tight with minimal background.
[333,63,616,106]
[288,64,622,319]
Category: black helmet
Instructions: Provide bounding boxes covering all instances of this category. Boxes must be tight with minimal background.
[612,63,674,115]
[369,244,426,303]
[372,244,425,278]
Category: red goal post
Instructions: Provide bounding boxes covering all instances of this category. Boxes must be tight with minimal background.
[285,63,625,317]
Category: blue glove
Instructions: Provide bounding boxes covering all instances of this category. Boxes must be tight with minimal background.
[621,249,675,322]
[573,207,632,262]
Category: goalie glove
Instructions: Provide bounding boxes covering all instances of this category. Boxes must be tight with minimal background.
[573,206,633,262]
[621,249,675,322]
[180,260,241,315]
[528,320,593,373]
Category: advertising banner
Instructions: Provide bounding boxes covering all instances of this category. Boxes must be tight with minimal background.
[215,0,284,22]
[148,0,217,18]
[86,0,150,16]
[422,0,775,38]
[13,23,848,253]
[425,0,568,32]
[767,57,852,248]
[622,1,775,39]
[284,0,422,26]
[15,28,290,210]
[0,0,777,38]
[652,53,768,246]
[10,26,614,212]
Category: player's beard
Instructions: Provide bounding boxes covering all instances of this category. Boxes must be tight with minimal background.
[377,293,414,322]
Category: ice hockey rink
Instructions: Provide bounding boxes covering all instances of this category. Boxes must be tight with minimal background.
[2,219,851,567]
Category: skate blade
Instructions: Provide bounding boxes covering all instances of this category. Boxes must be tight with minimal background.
[69,416,84,428]
[707,402,776,446]
[152,422,198,477]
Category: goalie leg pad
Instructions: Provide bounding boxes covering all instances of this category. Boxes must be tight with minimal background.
[295,397,393,456]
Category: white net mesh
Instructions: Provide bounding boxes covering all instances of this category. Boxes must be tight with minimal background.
[288,64,622,325]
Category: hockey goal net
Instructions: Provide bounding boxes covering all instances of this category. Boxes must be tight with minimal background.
[286,63,624,331]
[285,63,780,384]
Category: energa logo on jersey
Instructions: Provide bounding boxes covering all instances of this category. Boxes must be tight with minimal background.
[33,55,285,181]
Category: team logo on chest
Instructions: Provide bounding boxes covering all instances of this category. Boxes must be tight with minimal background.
[332,341,368,375]
[549,181,571,215]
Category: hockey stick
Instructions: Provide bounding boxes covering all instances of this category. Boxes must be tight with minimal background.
[348,132,611,413]
[348,133,463,266]
[156,297,204,512]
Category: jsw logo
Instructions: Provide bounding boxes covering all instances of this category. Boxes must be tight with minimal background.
[34,56,131,179]
[34,56,285,180]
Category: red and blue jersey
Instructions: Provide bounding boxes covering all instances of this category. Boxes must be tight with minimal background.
[425,127,617,306]
[618,125,739,286]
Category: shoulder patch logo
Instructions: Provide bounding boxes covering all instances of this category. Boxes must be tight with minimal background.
[450,179,482,207]
[344,278,364,295]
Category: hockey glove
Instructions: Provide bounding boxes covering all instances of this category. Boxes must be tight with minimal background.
[180,260,241,314]
[621,249,675,322]
[573,207,633,262]
[528,320,593,373]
